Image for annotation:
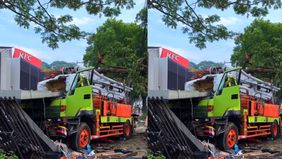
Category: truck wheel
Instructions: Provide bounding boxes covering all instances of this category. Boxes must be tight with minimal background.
[271,120,279,139]
[123,120,132,139]
[218,122,238,151]
[70,122,91,150]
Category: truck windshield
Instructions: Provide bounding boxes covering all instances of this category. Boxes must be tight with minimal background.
[69,73,79,95]
[216,73,227,96]
[216,71,239,96]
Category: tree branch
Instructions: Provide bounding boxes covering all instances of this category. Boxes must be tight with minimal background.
[37,0,53,20]
[151,1,193,28]
[151,0,208,36]
[3,1,60,35]
[184,0,207,31]
[2,0,84,40]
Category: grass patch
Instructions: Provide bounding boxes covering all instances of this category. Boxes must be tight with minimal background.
[0,149,18,159]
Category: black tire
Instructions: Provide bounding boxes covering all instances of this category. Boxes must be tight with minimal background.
[270,120,279,139]
[123,120,132,139]
[70,122,91,150]
[217,122,239,151]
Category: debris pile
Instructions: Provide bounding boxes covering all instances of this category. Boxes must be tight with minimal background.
[55,141,141,159]
[95,148,138,159]
[37,74,75,92]
[206,137,282,159]
[185,74,223,93]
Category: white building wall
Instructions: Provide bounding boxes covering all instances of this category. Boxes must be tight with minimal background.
[0,47,13,90]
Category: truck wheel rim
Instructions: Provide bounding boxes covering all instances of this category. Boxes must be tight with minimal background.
[227,129,236,148]
[80,129,89,148]
[273,124,278,137]
[125,125,130,136]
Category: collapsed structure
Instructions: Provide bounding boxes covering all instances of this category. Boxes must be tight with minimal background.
[0,98,60,158]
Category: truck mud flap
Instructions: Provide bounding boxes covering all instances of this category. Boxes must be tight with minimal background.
[0,98,60,159]
[148,98,209,159]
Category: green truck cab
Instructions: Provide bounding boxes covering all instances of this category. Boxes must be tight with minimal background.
[196,68,241,118]
[50,73,93,118]
[45,68,134,150]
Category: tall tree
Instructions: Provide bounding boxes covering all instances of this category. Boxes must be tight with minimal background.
[231,19,282,98]
[148,0,282,49]
[0,0,134,49]
[83,19,147,100]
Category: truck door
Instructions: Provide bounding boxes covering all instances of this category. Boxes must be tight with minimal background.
[66,73,93,117]
[212,73,241,117]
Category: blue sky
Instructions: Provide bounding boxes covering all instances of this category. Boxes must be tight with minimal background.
[0,1,145,64]
[148,5,282,64]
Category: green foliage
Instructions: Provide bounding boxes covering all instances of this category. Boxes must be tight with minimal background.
[42,61,51,70]
[42,61,77,70]
[197,60,224,70]
[0,149,18,159]
[149,0,282,49]
[0,0,134,49]
[49,61,77,70]
[83,19,147,100]
[190,61,223,70]
[147,150,166,159]
[135,8,147,28]
[231,19,282,100]
[189,61,198,70]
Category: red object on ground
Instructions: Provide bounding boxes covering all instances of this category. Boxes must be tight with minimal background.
[13,48,42,69]
[160,48,190,68]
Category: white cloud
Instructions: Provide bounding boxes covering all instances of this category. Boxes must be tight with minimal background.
[71,17,95,27]
[216,17,241,26]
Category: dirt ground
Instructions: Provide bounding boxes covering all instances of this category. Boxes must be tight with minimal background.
[91,126,147,159]
[212,134,282,159]
[238,136,282,159]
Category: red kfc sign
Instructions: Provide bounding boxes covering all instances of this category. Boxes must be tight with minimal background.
[13,48,42,69]
[160,48,189,68]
